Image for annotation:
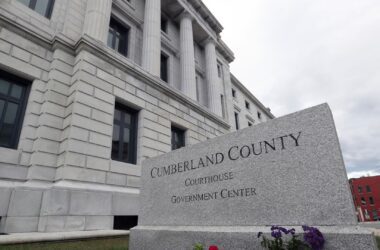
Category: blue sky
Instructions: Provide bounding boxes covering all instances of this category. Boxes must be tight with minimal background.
[203,0,380,178]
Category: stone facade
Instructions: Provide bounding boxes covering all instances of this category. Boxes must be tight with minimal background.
[0,0,273,233]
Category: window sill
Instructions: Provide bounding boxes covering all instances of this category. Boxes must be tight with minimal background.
[110,160,141,176]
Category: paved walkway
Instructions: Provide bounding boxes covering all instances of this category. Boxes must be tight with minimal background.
[0,230,129,245]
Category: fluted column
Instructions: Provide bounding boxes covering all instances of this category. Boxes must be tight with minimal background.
[205,39,222,116]
[142,0,161,76]
[180,12,197,100]
[83,0,112,43]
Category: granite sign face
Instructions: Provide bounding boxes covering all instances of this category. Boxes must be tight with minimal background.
[138,104,355,226]
[131,104,377,250]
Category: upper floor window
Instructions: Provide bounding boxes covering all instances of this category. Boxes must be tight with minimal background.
[257,111,262,119]
[234,112,239,130]
[18,0,55,19]
[0,70,30,149]
[112,103,138,164]
[248,121,252,127]
[369,197,374,205]
[171,126,185,150]
[217,63,222,78]
[245,100,250,110]
[108,17,129,57]
[358,186,362,193]
[160,53,169,83]
[366,185,371,192]
[161,16,168,33]
[232,89,236,98]
[220,94,225,118]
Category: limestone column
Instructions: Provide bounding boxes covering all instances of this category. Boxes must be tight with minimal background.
[83,0,112,43]
[180,12,197,100]
[205,39,222,116]
[142,0,161,76]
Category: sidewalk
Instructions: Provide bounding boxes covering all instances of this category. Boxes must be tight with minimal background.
[0,230,129,245]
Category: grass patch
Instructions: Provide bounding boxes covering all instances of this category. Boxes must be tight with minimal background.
[0,236,129,250]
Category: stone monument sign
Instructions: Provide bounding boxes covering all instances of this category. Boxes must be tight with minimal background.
[130,104,377,249]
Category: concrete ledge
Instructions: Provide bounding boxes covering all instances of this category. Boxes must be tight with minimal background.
[0,230,129,245]
[130,226,378,250]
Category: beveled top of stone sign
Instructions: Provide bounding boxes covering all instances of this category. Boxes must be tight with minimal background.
[138,104,356,226]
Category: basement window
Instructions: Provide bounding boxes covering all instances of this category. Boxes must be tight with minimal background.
[114,216,138,230]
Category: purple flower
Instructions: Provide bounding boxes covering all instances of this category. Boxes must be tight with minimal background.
[271,230,282,239]
[302,225,325,250]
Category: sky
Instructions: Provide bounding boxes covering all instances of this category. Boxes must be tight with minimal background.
[203,0,380,179]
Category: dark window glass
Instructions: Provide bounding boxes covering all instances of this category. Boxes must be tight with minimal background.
[369,197,374,205]
[161,16,168,33]
[232,89,236,98]
[245,101,250,110]
[160,53,168,82]
[366,185,371,192]
[111,104,138,164]
[108,18,129,56]
[248,121,252,127]
[113,216,138,230]
[171,126,185,150]
[257,111,262,119]
[234,112,239,130]
[358,186,362,193]
[361,197,366,205]
[18,0,55,18]
[0,70,30,149]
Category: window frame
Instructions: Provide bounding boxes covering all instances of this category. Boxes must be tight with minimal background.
[18,0,55,19]
[108,17,130,57]
[171,126,185,151]
[0,70,30,149]
[111,103,138,164]
[245,100,250,110]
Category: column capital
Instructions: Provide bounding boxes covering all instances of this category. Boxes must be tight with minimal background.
[202,37,217,47]
[178,10,194,22]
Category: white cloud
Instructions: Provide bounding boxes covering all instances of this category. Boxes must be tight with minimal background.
[204,0,380,176]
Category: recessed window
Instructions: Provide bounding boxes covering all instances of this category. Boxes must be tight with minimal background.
[234,112,239,130]
[0,70,30,149]
[220,94,225,118]
[171,126,185,150]
[18,0,55,18]
[257,111,262,119]
[245,100,250,110]
[111,103,138,164]
[217,63,222,78]
[361,197,366,205]
[366,185,371,192]
[161,16,168,33]
[369,197,374,205]
[248,121,252,127]
[160,53,169,83]
[232,89,236,98]
[196,76,200,102]
[108,17,129,56]
[358,186,362,193]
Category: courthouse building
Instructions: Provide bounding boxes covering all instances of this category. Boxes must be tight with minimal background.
[0,0,273,233]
